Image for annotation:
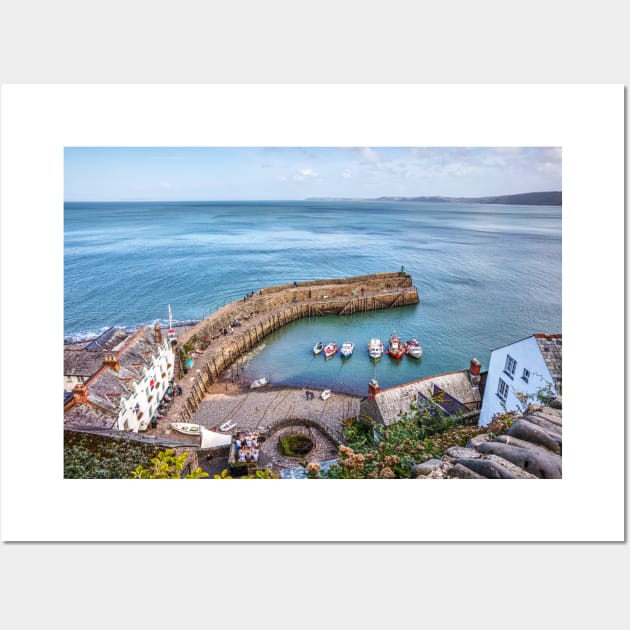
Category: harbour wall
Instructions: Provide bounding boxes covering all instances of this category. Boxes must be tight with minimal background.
[172,272,419,422]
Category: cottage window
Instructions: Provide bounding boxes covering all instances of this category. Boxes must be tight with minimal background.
[504,355,517,378]
[521,368,530,383]
[497,378,509,401]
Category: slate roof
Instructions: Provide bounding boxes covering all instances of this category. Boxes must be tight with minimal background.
[64,325,167,429]
[534,334,562,390]
[86,326,162,413]
[64,403,117,430]
[365,369,482,426]
[64,328,132,377]
[64,348,107,378]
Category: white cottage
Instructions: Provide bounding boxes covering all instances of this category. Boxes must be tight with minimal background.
[478,333,561,426]
[64,323,175,433]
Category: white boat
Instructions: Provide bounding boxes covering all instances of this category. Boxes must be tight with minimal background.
[368,338,383,359]
[250,377,269,389]
[170,422,201,435]
[320,389,331,400]
[340,342,354,358]
[313,341,324,355]
[219,420,237,432]
[405,338,423,359]
[323,342,338,358]
[200,427,232,449]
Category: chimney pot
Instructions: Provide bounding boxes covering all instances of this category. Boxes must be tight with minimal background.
[73,383,89,404]
[103,354,121,372]
[368,378,380,399]
[469,358,481,388]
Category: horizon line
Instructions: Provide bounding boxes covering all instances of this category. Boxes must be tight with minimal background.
[64,190,562,203]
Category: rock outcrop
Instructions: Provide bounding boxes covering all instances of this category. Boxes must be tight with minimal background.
[418,399,562,479]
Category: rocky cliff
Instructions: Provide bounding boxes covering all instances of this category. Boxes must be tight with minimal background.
[415,398,562,479]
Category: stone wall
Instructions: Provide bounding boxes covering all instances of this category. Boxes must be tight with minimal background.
[173,273,419,422]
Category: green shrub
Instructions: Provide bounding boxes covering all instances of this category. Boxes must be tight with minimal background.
[279,434,314,457]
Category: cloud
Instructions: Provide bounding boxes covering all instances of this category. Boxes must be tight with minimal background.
[159,182,171,189]
[360,147,380,163]
[292,167,318,182]
[342,169,353,179]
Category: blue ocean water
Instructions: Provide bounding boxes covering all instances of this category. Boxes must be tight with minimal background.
[64,200,561,395]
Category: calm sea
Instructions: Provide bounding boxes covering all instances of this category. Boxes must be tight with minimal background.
[64,200,561,395]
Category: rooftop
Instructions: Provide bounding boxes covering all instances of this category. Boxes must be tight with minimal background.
[65,325,169,429]
[64,328,131,377]
[366,369,482,426]
[534,333,562,390]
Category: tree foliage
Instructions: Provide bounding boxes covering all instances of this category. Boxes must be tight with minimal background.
[131,449,209,479]
[64,432,161,479]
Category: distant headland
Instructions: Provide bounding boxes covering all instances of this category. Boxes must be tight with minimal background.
[307,191,562,206]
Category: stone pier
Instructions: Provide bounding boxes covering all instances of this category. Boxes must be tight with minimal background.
[162,272,419,426]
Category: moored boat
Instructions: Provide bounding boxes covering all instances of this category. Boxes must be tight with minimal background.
[323,342,338,358]
[219,420,238,432]
[405,338,423,359]
[320,389,331,400]
[250,377,269,389]
[170,422,201,435]
[368,338,383,359]
[387,333,405,359]
[340,341,354,358]
[313,341,324,355]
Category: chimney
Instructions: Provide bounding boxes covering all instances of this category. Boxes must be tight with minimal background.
[73,383,89,404]
[103,354,121,371]
[469,358,481,388]
[368,378,380,399]
[154,322,163,345]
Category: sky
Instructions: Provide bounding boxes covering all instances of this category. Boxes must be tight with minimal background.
[64,147,562,201]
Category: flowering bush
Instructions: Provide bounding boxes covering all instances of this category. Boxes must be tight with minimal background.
[325,395,492,479]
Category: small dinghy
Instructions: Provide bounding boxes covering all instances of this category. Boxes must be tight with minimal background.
[250,377,269,389]
[170,422,201,435]
[219,420,237,432]
[320,389,331,400]
[323,342,338,358]
[313,341,324,355]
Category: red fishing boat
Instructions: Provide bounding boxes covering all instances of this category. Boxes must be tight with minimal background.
[387,333,405,359]
[324,342,338,358]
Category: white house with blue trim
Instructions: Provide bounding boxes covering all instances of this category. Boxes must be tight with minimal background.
[478,334,561,426]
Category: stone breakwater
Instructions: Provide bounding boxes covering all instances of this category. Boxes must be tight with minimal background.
[164,272,418,425]
[414,398,563,479]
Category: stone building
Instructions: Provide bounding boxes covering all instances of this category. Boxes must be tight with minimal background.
[64,323,175,433]
[359,360,486,427]
[64,327,130,390]
[478,333,562,426]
